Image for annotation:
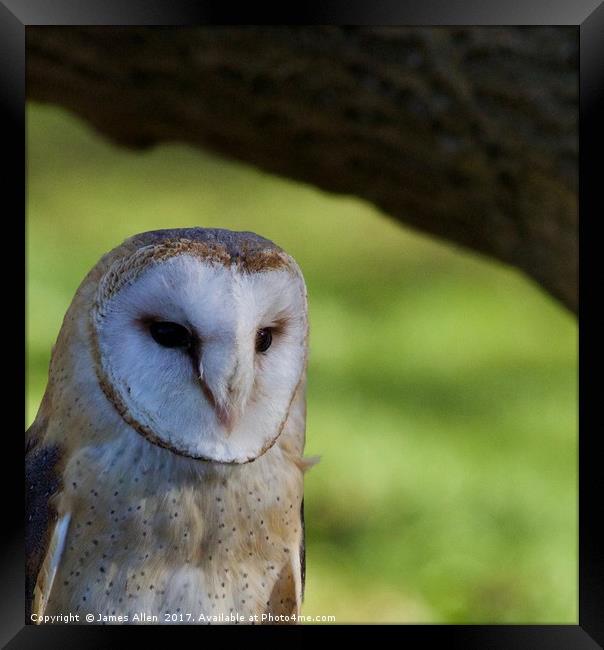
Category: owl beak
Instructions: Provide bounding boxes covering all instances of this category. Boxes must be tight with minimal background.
[199,376,237,433]
[196,340,251,434]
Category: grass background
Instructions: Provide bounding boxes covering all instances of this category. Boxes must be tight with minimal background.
[26,103,577,623]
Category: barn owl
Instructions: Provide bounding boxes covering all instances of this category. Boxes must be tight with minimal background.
[26,228,313,625]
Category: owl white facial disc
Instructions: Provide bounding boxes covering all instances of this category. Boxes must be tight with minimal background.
[90,234,308,464]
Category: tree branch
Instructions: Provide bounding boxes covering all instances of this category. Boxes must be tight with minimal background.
[27,26,578,312]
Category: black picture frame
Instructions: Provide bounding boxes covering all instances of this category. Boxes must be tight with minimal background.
[3,1,599,646]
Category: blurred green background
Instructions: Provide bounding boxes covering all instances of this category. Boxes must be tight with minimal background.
[26,104,577,623]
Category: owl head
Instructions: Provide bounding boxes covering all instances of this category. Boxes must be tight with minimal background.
[49,228,308,464]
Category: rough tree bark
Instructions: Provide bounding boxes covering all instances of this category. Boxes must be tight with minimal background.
[27,27,578,312]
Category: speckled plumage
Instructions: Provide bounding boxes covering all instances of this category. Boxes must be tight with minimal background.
[26,228,314,625]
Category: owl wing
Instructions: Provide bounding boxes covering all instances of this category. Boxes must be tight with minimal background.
[25,418,68,621]
[263,497,307,622]
[264,377,312,621]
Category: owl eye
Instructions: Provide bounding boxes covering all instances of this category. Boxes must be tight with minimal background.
[149,321,192,349]
[255,327,273,353]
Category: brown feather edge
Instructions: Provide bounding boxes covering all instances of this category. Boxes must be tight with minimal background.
[300,498,306,603]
